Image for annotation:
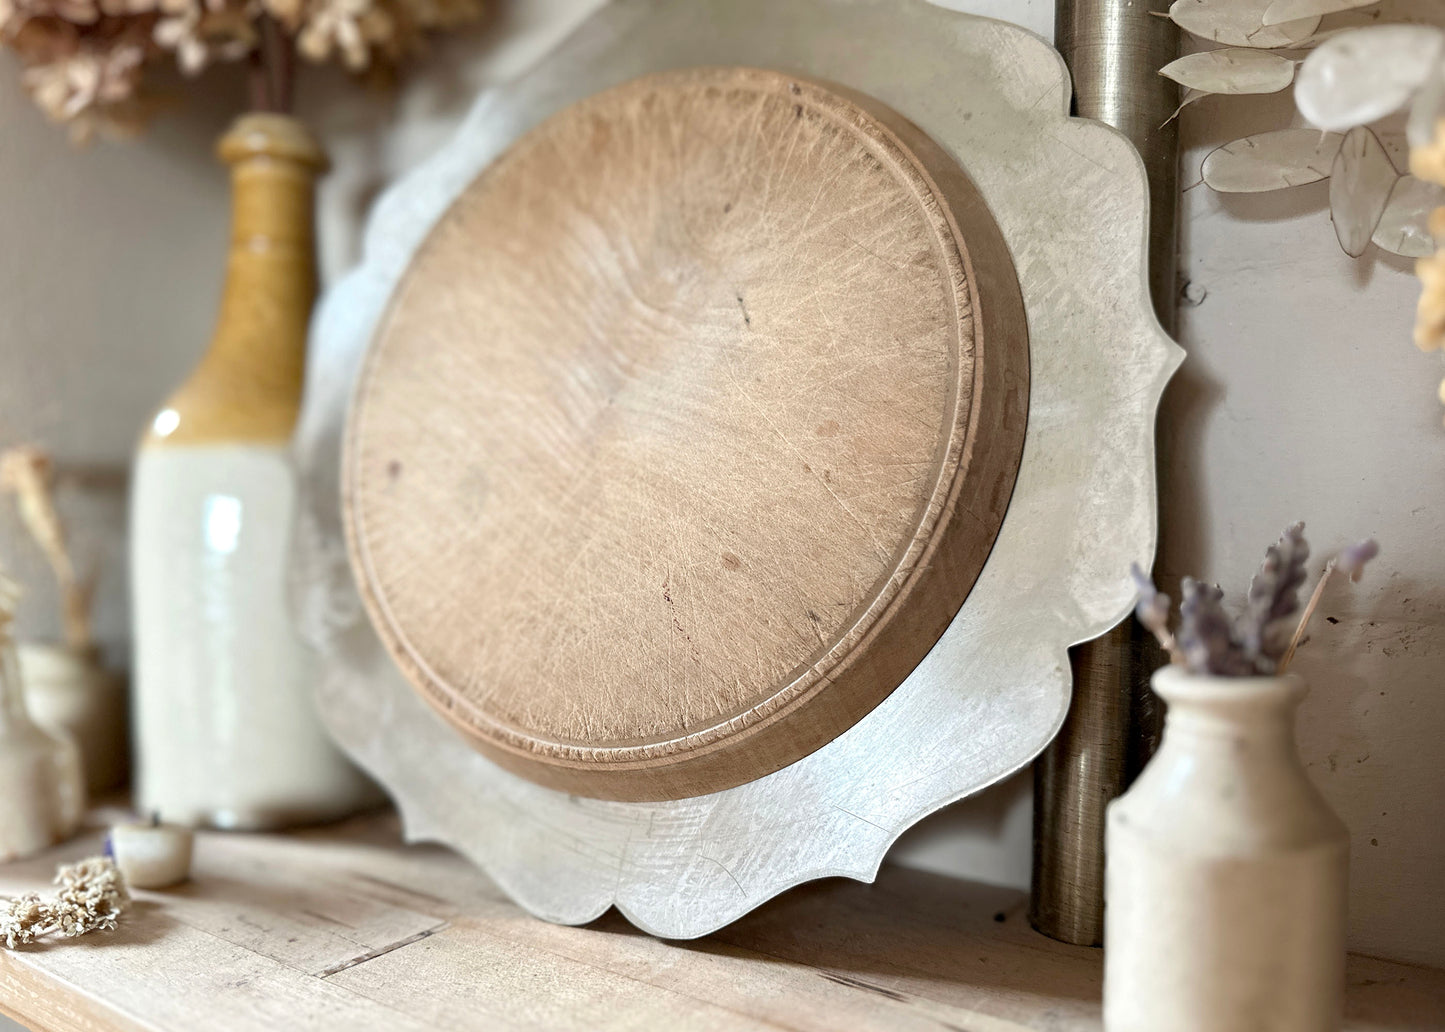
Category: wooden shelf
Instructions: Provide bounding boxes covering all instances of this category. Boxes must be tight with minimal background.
[0,808,1439,1031]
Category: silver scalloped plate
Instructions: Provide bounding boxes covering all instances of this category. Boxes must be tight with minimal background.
[292,0,1183,939]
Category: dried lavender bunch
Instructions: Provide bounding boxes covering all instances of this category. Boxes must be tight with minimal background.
[1132,523,1378,677]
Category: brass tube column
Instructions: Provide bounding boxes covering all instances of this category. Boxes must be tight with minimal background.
[1030,0,1180,946]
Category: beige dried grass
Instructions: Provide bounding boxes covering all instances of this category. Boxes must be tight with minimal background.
[0,446,93,650]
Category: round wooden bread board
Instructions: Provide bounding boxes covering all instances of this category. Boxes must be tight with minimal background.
[343,67,1029,802]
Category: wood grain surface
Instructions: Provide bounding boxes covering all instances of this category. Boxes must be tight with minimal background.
[0,809,1439,1032]
[344,67,1028,800]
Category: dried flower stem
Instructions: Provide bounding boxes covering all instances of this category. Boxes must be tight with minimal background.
[0,568,20,640]
[1130,563,1185,665]
[1279,538,1378,673]
[248,14,295,115]
[1156,627,1185,666]
[0,447,92,651]
[1279,560,1334,674]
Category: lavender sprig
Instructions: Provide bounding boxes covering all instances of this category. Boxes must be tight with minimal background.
[1131,563,1182,665]
[1337,539,1380,582]
[1177,578,1255,676]
[1237,522,1310,673]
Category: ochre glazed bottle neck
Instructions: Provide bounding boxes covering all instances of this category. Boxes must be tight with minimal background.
[145,115,326,448]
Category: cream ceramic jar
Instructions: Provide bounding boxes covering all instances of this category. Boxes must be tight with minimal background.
[0,636,83,860]
[19,643,127,794]
[1104,666,1348,1032]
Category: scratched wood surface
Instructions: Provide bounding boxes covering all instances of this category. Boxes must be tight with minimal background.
[343,66,1029,802]
[0,809,1440,1032]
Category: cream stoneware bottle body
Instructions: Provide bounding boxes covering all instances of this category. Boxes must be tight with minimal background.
[1104,666,1348,1032]
[131,114,377,830]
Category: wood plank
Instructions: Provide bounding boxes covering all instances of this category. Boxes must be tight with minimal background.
[712,871,1103,1030]
[0,913,437,1032]
[297,819,1090,1032]
[163,830,445,977]
[328,918,788,1032]
[0,811,1439,1032]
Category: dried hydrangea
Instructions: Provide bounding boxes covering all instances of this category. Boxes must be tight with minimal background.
[1134,523,1378,677]
[0,0,487,137]
[295,0,389,71]
[0,7,157,139]
[0,856,130,949]
[153,0,255,76]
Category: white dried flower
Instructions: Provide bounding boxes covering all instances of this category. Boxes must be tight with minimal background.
[153,0,253,75]
[296,0,384,70]
[22,43,145,121]
[0,856,130,949]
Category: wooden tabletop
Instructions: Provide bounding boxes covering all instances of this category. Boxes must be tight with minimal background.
[0,808,1439,1032]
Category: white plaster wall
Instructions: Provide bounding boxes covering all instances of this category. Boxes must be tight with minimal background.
[1,0,1440,968]
[1158,85,1445,968]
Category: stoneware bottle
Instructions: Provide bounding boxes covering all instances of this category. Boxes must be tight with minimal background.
[0,624,83,860]
[131,114,377,830]
[1104,666,1348,1032]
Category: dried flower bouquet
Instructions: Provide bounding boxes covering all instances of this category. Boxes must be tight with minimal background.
[0,0,486,138]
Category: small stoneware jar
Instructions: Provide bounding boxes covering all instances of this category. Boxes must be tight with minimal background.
[1104,666,1348,1032]
[19,642,128,794]
[0,636,84,861]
